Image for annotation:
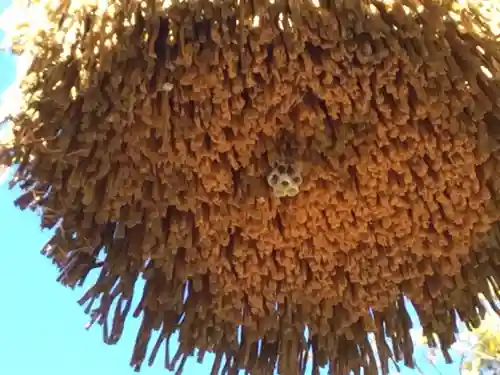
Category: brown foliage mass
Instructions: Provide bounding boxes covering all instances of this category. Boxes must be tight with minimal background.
[4,0,500,374]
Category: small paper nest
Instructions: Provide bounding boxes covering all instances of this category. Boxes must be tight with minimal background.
[3,0,500,374]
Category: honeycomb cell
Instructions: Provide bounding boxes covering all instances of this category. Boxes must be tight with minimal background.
[267,160,304,197]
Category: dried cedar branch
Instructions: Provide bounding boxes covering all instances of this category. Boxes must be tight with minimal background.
[3,0,500,374]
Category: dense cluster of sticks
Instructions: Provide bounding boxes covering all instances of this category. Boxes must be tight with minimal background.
[3,0,500,374]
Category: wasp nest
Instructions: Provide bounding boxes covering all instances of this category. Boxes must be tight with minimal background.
[267,159,303,197]
[3,0,500,374]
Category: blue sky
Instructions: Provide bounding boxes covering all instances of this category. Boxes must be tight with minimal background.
[0,1,469,374]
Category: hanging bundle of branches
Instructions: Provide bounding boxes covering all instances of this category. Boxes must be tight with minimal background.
[3,0,500,373]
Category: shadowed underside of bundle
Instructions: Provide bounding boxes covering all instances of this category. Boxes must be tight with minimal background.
[3,0,500,373]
